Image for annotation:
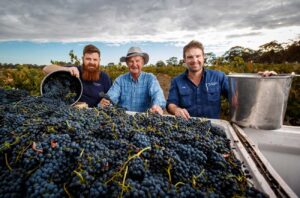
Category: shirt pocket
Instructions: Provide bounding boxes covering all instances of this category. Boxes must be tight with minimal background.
[178,87,192,107]
[136,87,149,104]
[207,85,220,102]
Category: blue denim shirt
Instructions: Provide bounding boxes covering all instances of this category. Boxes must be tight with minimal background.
[167,69,229,119]
[107,72,166,112]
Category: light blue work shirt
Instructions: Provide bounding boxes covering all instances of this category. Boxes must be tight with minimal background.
[107,72,166,112]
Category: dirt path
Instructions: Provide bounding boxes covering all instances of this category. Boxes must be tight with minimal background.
[156,73,172,99]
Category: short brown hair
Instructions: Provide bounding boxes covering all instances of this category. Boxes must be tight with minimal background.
[183,40,204,58]
[83,44,101,57]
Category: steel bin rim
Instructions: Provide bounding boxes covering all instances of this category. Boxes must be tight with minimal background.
[227,73,293,79]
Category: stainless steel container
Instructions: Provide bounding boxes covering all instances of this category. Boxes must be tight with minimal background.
[228,74,293,130]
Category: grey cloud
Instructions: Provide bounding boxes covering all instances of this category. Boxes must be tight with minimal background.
[236,1,300,29]
[226,32,262,38]
[0,0,299,42]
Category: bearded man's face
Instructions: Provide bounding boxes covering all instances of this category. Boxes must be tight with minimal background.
[82,52,100,81]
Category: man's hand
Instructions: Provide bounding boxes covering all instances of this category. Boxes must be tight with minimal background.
[74,102,88,109]
[150,105,163,115]
[258,70,277,77]
[68,67,80,78]
[99,98,111,107]
[231,93,238,108]
[174,107,190,120]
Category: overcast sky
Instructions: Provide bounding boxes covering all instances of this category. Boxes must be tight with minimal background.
[0,0,299,65]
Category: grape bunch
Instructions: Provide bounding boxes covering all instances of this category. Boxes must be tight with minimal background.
[0,89,268,198]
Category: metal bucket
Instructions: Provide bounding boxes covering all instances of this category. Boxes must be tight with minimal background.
[228,74,293,130]
[40,70,83,106]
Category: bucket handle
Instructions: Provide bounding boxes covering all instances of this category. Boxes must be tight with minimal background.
[271,72,300,78]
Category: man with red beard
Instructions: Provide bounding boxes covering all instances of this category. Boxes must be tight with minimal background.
[43,44,112,107]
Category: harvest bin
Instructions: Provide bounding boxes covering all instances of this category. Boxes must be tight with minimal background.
[40,70,83,106]
[228,74,293,130]
[233,124,300,197]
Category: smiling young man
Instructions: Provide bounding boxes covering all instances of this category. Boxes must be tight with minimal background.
[100,47,166,114]
[43,44,112,107]
[167,40,229,119]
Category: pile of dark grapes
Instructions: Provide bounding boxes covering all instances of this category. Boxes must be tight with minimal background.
[0,88,28,105]
[0,89,268,198]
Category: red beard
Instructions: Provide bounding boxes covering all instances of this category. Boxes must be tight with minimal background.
[82,63,100,81]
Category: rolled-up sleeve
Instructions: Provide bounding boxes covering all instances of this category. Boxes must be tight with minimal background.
[167,78,180,106]
[149,75,166,109]
[107,77,121,105]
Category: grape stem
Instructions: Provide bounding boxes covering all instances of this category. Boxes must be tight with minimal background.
[73,170,85,184]
[5,153,13,171]
[106,146,151,185]
[63,183,73,198]
[166,158,172,183]
[119,165,129,198]
[192,168,205,187]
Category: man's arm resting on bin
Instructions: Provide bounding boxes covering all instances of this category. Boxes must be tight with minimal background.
[43,65,80,78]
[167,103,191,120]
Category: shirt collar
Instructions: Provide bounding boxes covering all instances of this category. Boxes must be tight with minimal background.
[129,71,144,82]
[184,68,206,79]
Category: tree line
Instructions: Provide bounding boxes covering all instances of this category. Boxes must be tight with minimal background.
[161,39,300,67]
[0,39,298,68]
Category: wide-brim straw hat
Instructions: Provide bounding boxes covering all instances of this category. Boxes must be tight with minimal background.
[120,47,149,64]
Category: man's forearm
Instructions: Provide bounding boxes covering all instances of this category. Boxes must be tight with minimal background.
[43,64,70,74]
[168,103,191,119]
[152,94,166,110]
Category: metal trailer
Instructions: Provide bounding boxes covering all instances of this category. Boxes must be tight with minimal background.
[232,123,300,197]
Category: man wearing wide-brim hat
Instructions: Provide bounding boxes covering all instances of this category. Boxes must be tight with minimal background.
[100,47,166,114]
